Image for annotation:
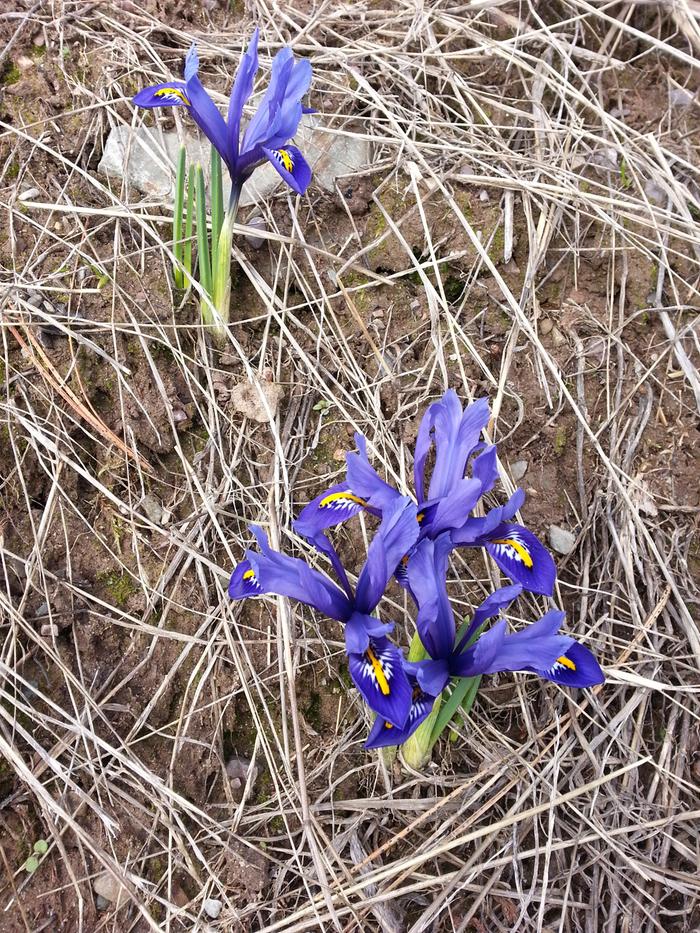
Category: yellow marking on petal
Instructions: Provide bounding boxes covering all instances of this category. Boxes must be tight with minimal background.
[154,86,190,105]
[401,554,409,567]
[319,490,368,509]
[277,148,293,172]
[491,537,533,569]
[384,722,393,730]
[557,655,576,671]
[416,512,425,524]
[366,647,391,696]
[243,569,255,580]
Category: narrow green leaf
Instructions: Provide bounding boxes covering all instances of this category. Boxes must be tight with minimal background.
[183,171,194,284]
[429,674,481,745]
[195,164,212,299]
[173,145,186,289]
[210,149,223,271]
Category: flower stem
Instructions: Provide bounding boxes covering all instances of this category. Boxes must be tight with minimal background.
[209,184,241,343]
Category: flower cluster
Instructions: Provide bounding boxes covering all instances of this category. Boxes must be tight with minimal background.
[229,390,604,750]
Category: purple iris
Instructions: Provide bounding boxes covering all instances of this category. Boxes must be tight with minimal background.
[228,498,421,731]
[294,390,556,596]
[133,29,313,198]
[365,535,604,749]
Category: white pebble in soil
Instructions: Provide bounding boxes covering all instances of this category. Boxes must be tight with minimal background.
[548,525,576,555]
[203,898,222,919]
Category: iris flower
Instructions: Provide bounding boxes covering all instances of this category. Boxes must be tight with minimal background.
[365,535,604,748]
[228,498,421,731]
[133,29,313,200]
[295,390,556,597]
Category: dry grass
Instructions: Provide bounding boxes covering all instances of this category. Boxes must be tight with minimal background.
[1,1,699,931]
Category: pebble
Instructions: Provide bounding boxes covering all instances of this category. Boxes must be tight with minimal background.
[95,895,110,911]
[548,525,576,555]
[510,460,528,482]
[141,493,164,525]
[230,379,284,423]
[669,87,694,108]
[539,318,554,336]
[551,326,566,347]
[17,55,34,71]
[19,187,40,202]
[93,872,127,908]
[244,215,266,249]
[40,624,59,637]
[203,898,222,919]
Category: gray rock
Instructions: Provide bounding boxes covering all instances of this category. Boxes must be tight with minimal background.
[98,119,370,208]
[141,493,164,525]
[551,326,566,347]
[244,214,267,248]
[539,318,554,336]
[93,872,127,908]
[511,460,528,482]
[203,898,222,919]
[230,379,284,423]
[548,525,576,555]
[669,87,694,108]
[95,895,110,911]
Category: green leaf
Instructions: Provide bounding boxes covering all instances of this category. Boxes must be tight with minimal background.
[312,399,331,412]
[183,171,194,284]
[429,674,481,745]
[24,855,39,873]
[33,840,48,855]
[173,145,186,289]
[195,165,212,298]
[210,149,223,271]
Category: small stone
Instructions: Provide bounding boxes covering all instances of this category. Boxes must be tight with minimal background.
[95,895,110,911]
[226,756,259,803]
[230,380,284,423]
[371,306,385,319]
[669,87,694,108]
[548,525,576,555]
[244,215,266,249]
[539,318,554,336]
[93,872,127,908]
[17,56,34,71]
[40,624,59,637]
[33,31,45,46]
[34,601,49,618]
[19,187,40,202]
[203,898,222,919]
[141,494,164,525]
[644,178,666,206]
[511,460,528,482]
[551,326,566,347]
[479,189,489,201]
[333,448,345,461]
[219,352,237,367]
